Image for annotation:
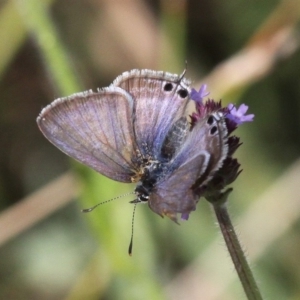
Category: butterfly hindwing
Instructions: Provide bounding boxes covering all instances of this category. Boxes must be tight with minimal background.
[148,152,210,221]
[147,112,228,220]
[173,112,228,186]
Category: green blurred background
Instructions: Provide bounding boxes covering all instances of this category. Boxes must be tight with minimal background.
[1,0,300,299]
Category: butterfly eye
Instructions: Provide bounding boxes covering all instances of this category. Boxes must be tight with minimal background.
[210,126,218,135]
[139,194,149,202]
[177,89,188,98]
[207,115,214,125]
[164,83,173,91]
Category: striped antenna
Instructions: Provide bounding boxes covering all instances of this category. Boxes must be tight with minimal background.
[81,192,135,213]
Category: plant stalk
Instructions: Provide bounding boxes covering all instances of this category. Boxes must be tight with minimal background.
[213,201,263,300]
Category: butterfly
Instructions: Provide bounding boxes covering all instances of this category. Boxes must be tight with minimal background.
[37,69,228,222]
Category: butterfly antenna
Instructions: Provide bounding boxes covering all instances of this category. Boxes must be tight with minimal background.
[81,192,135,213]
[128,203,137,256]
[178,60,188,82]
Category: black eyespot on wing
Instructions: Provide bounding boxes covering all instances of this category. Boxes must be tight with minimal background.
[210,126,218,135]
[177,89,188,98]
[207,115,214,125]
[164,83,173,91]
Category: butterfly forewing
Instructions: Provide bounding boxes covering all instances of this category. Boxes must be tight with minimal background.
[37,88,138,182]
[112,69,191,159]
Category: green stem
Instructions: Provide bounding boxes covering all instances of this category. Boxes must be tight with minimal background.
[15,0,82,95]
[213,199,263,300]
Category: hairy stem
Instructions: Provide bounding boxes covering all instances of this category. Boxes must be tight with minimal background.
[213,200,263,300]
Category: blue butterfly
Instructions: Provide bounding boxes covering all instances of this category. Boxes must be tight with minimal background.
[37,69,228,222]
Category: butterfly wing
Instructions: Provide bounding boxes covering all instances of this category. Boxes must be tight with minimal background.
[148,152,210,222]
[148,112,228,221]
[37,87,137,182]
[173,112,228,186]
[160,117,189,160]
[112,69,191,159]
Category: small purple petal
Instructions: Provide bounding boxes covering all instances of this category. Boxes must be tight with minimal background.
[190,84,209,104]
[181,213,190,221]
[226,103,254,125]
[237,104,248,114]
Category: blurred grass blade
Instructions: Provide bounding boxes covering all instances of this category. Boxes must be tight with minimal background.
[201,0,300,100]
[0,0,36,79]
[0,172,78,247]
[14,0,82,95]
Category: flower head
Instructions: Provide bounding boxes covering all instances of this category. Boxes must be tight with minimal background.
[180,85,254,220]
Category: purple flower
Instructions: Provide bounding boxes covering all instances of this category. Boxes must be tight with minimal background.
[190,84,209,105]
[226,104,254,125]
[181,84,254,219]
[187,92,254,214]
[181,213,190,221]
